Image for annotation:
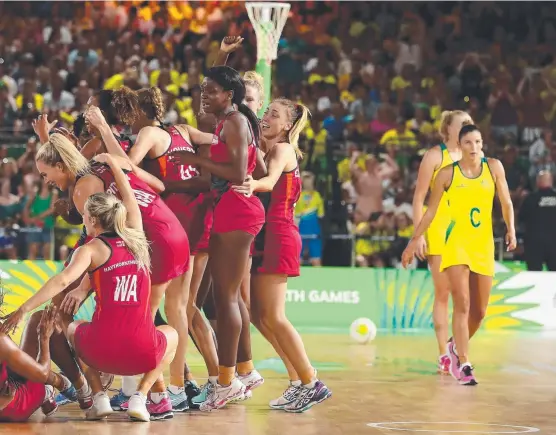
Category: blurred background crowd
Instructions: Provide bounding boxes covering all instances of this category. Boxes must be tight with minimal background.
[1,1,555,268]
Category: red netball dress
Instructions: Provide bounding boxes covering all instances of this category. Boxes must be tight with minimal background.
[252,163,302,277]
[74,233,167,375]
[86,162,189,284]
[210,113,264,237]
[0,361,46,422]
[143,125,212,254]
[64,133,135,267]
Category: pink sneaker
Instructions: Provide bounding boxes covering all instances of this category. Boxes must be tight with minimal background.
[447,338,461,380]
[147,393,173,421]
[458,363,478,386]
[438,355,450,375]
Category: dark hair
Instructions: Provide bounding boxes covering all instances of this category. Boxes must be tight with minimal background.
[458,124,480,142]
[96,87,140,126]
[205,66,260,146]
[137,87,165,123]
[73,113,86,138]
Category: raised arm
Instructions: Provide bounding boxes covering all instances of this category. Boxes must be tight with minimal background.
[94,154,143,231]
[213,36,244,66]
[489,158,517,251]
[85,106,130,161]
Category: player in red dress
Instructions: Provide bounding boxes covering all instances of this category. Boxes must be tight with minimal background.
[170,66,266,410]
[233,99,331,413]
[0,306,70,422]
[2,154,178,422]
[95,87,217,409]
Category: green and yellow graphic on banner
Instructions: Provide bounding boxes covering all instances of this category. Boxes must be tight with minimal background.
[0,261,543,346]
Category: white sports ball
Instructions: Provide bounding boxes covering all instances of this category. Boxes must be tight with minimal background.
[350,318,377,344]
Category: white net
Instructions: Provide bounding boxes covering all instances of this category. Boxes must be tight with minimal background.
[246,2,291,61]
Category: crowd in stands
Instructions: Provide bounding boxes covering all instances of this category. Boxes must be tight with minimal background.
[0,2,555,266]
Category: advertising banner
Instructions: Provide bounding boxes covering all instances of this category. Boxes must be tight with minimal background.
[0,261,547,345]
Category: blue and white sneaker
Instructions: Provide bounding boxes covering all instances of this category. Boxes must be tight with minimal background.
[166,387,189,412]
[269,381,303,410]
[284,381,331,413]
[55,384,78,406]
[191,381,215,409]
[110,389,130,411]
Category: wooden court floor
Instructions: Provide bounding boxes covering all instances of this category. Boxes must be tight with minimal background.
[11,331,555,434]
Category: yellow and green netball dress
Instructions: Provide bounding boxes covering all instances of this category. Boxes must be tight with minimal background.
[425,144,455,256]
[440,158,495,276]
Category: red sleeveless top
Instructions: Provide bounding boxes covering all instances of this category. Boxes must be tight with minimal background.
[88,233,153,332]
[266,166,301,226]
[88,162,170,224]
[143,125,201,204]
[210,112,258,200]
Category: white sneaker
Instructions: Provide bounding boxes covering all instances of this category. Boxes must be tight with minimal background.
[237,369,264,393]
[86,392,114,420]
[127,393,149,422]
[199,378,246,412]
[269,381,303,409]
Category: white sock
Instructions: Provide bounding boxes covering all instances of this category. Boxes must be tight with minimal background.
[121,376,137,397]
[150,392,167,404]
[208,376,218,385]
[77,381,91,398]
[291,380,302,387]
[303,379,317,389]
[132,391,147,403]
[168,385,184,395]
[59,373,72,391]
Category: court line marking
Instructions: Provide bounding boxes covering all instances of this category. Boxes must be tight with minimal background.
[366,422,540,433]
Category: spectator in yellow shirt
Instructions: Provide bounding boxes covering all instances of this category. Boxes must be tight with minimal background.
[380,117,418,148]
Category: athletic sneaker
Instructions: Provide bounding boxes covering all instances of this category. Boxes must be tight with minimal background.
[199,378,246,412]
[41,385,58,417]
[459,363,478,386]
[147,393,174,421]
[55,385,77,406]
[191,381,215,409]
[438,354,450,375]
[238,369,264,393]
[110,389,130,411]
[184,380,201,408]
[86,392,114,420]
[269,381,303,410]
[127,393,150,422]
[447,338,460,380]
[166,386,189,412]
[284,381,331,413]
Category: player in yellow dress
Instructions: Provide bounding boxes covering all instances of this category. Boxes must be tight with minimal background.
[411,110,471,374]
[403,124,516,386]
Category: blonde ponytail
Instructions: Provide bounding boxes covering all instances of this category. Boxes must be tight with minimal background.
[36,133,90,176]
[438,110,472,142]
[85,193,151,272]
[273,98,310,160]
